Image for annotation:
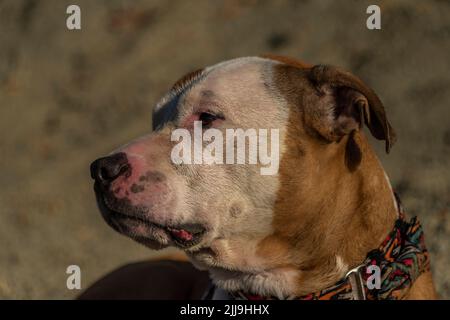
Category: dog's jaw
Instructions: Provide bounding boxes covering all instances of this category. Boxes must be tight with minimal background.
[191,252,350,298]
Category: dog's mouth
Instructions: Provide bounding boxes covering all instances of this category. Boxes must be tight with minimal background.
[94,184,206,249]
[110,210,206,248]
[166,224,206,246]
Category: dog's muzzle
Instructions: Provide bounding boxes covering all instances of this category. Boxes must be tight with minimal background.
[90,153,207,249]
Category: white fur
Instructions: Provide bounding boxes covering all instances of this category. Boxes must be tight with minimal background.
[210,267,300,299]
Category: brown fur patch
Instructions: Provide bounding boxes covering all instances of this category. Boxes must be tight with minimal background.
[261,54,312,69]
[171,68,204,92]
[405,272,438,299]
[257,60,400,295]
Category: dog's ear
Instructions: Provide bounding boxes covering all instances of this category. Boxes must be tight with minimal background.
[307,65,396,153]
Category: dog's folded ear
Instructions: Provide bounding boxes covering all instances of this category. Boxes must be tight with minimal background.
[307,65,396,153]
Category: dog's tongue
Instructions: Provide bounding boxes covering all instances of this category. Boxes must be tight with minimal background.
[169,228,193,241]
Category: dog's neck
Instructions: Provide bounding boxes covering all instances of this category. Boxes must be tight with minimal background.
[211,132,399,298]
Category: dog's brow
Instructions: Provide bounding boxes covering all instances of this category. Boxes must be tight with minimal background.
[194,95,227,119]
[152,71,208,131]
[201,90,214,98]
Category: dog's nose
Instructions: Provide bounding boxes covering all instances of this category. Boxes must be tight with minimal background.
[90,152,130,185]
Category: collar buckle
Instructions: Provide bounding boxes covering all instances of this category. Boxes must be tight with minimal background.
[345,265,366,300]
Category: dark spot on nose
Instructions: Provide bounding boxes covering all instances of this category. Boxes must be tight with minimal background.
[90,152,130,186]
[130,184,145,193]
[139,171,166,183]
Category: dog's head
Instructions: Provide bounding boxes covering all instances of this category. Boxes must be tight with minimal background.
[91,56,395,291]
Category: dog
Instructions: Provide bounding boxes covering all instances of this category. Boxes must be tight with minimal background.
[87,55,437,300]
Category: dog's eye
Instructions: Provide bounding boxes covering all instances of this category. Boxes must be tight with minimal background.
[199,112,220,128]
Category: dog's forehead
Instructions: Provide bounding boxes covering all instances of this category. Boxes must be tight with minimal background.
[152,57,280,130]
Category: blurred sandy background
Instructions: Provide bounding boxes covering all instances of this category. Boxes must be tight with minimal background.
[0,0,449,299]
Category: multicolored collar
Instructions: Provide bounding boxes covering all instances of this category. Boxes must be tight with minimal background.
[205,197,431,300]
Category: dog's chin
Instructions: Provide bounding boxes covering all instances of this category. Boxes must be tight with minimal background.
[94,184,207,250]
[103,210,172,250]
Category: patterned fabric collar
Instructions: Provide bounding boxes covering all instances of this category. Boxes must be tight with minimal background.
[204,196,431,300]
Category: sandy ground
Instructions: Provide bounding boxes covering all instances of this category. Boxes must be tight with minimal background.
[0,0,448,299]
